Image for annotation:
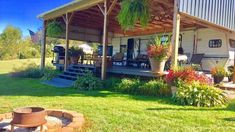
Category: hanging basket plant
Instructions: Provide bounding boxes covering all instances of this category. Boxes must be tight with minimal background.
[117,0,150,30]
[46,21,64,38]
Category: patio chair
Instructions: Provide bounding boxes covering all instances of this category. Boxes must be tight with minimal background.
[189,53,205,70]
[127,54,150,68]
[83,54,93,65]
[112,52,124,66]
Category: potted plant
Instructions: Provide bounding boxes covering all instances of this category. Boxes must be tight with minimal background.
[69,46,84,64]
[46,21,64,38]
[147,36,171,74]
[210,66,227,84]
[117,0,150,30]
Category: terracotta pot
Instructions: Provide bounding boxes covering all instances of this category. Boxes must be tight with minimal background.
[149,58,166,74]
[70,56,80,64]
[11,107,46,127]
[213,76,224,84]
[171,86,177,96]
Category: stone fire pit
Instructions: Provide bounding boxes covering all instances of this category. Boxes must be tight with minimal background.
[0,109,85,132]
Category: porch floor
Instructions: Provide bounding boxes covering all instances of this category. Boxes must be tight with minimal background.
[107,66,156,77]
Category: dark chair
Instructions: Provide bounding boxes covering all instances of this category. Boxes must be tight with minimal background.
[127,54,150,68]
[112,53,124,66]
[189,53,205,70]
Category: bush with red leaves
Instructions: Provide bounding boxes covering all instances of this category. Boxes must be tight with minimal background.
[165,67,212,86]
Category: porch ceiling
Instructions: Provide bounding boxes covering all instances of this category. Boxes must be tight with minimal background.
[44,0,206,36]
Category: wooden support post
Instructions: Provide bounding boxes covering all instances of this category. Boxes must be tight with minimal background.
[233,52,235,83]
[171,0,181,69]
[64,13,70,71]
[63,12,73,71]
[40,21,47,70]
[101,0,108,80]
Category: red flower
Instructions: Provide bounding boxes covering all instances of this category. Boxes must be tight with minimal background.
[147,44,170,61]
[165,67,212,85]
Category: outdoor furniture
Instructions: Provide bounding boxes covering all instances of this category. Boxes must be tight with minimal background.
[188,53,205,70]
[189,53,204,64]
[165,54,189,70]
[112,53,124,66]
[127,54,150,68]
[83,54,93,65]
[95,57,113,68]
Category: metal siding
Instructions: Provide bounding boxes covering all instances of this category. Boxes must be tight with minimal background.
[232,0,235,29]
[179,0,235,31]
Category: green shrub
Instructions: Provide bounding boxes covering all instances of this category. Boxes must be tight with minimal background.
[139,80,171,97]
[104,77,121,90]
[104,77,171,97]
[174,82,228,107]
[12,63,58,80]
[41,66,60,81]
[12,63,43,78]
[19,47,40,59]
[116,78,142,94]
[73,71,102,91]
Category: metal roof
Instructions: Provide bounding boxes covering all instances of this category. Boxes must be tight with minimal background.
[179,0,235,32]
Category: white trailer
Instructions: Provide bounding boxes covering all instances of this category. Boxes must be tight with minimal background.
[110,28,234,71]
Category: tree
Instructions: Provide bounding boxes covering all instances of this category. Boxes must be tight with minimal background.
[0,25,22,45]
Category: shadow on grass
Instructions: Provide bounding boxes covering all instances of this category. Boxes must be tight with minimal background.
[223,117,235,122]
[0,74,175,105]
[2,73,235,109]
[147,99,235,112]
[146,107,226,111]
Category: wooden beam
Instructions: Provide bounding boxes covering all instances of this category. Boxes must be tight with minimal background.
[97,4,105,15]
[68,12,74,23]
[107,0,118,15]
[171,0,181,69]
[64,13,70,71]
[101,0,108,80]
[40,20,47,70]
[233,52,235,83]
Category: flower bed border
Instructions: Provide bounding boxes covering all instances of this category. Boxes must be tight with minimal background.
[0,109,85,132]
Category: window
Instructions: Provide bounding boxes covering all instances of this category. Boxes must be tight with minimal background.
[170,34,183,47]
[229,39,235,48]
[209,39,222,48]
[120,45,127,53]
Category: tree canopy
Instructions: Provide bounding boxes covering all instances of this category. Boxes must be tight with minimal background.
[0,25,22,45]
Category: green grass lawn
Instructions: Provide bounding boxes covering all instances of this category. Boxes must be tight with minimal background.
[1,59,235,131]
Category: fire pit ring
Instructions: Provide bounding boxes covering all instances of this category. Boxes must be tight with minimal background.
[0,109,85,131]
[10,107,46,131]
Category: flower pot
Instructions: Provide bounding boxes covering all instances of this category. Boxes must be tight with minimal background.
[171,86,177,96]
[149,58,166,74]
[70,56,80,64]
[213,76,224,84]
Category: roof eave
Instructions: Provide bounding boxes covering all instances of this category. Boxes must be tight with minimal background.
[38,0,103,20]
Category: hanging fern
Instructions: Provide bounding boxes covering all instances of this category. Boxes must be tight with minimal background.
[46,21,64,38]
[117,0,150,30]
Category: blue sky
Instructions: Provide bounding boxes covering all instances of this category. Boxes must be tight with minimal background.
[0,0,72,36]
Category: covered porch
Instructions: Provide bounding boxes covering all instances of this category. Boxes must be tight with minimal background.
[38,0,235,81]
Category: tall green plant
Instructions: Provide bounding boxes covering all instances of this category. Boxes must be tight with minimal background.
[117,0,150,30]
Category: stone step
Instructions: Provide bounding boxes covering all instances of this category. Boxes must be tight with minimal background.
[71,65,95,71]
[67,68,85,73]
[58,74,77,81]
[64,71,85,76]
